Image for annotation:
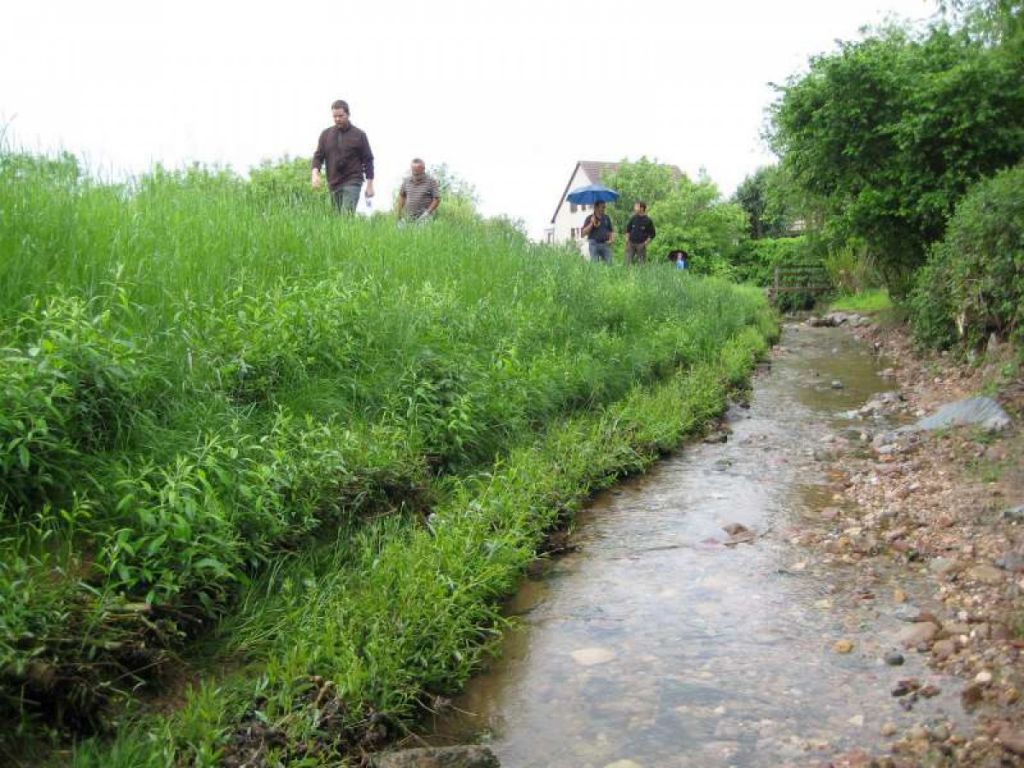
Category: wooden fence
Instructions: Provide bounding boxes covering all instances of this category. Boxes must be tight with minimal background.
[768,264,832,302]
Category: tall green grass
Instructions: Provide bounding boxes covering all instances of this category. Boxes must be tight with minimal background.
[0,148,776,759]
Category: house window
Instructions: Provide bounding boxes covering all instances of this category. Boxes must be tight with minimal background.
[570,202,577,213]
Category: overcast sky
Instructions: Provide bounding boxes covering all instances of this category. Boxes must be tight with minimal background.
[2,0,935,239]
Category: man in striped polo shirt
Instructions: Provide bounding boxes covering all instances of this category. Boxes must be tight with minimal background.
[396,159,441,223]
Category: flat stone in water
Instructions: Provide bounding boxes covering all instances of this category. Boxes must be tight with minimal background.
[571,647,617,666]
[889,603,922,622]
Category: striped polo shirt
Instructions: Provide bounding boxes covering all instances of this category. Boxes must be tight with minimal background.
[400,174,441,219]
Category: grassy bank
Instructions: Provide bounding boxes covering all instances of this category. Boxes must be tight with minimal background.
[70,328,769,767]
[0,150,776,763]
[828,289,892,314]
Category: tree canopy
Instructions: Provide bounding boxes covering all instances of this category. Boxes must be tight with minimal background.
[767,7,1024,294]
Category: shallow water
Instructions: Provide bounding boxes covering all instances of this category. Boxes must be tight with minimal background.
[426,325,969,767]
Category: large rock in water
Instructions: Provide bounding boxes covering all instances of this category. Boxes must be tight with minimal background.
[372,746,500,768]
[911,396,1011,433]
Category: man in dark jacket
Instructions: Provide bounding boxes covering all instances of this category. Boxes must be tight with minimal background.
[311,99,375,212]
[624,201,656,265]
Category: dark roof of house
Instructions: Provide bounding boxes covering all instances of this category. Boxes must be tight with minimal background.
[551,160,685,223]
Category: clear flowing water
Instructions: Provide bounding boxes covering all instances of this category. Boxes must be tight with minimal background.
[425,325,970,767]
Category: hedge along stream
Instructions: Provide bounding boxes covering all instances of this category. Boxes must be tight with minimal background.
[0,150,776,753]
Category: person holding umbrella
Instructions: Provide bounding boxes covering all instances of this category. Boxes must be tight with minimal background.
[581,200,616,263]
[567,183,620,264]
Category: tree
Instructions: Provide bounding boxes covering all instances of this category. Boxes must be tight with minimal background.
[428,163,481,225]
[768,17,1024,294]
[602,157,677,231]
[648,174,749,275]
[731,165,794,239]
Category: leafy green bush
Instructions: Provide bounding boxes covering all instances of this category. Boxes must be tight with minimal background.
[911,163,1024,350]
[1,294,158,515]
[908,257,958,350]
[734,235,808,285]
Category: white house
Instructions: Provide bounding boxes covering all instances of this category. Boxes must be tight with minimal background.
[545,161,618,253]
[545,160,683,255]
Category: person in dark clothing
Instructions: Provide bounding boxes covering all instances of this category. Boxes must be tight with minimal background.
[581,200,616,263]
[624,201,656,265]
[311,99,375,213]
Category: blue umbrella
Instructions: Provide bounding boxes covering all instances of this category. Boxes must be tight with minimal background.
[566,184,620,205]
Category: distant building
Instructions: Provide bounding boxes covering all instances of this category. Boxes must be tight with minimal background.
[545,160,683,255]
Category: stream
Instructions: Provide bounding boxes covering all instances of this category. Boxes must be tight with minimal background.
[425,324,972,767]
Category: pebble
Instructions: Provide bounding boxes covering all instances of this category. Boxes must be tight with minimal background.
[931,639,956,661]
[833,639,854,654]
[908,725,929,741]
[892,679,920,697]
[995,552,1024,572]
[890,604,920,622]
[967,565,1004,585]
[897,621,939,648]
[884,651,905,666]
[928,557,959,577]
[881,722,898,736]
[1003,505,1024,523]
[999,727,1024,755]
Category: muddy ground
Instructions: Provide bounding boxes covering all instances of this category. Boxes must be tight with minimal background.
[803,315,1024,767]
